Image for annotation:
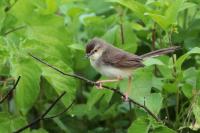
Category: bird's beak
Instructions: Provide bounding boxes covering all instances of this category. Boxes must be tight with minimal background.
[85,53,92,58]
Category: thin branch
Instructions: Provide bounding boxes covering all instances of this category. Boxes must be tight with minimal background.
[41,92,66,118]
[29,53,161,122]
[28,53,94,84]
[14,92,68,133]
[4,0,19,12]
[118,7,125,45]
[0,76,21,104]
[44,100,75,119]
[3,25,26,36]
[169,28,177,76]
[120,23,125,45]
[152,23,156,50]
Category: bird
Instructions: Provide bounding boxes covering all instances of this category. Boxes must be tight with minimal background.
[85,37,180,101]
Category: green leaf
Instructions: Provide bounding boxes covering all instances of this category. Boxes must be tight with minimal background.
[146,93,163,115]
[0,112,28,133]
[176,47,200,71]
[165,0,184,25]
[146,0,185,30]
[128,117,150,133]
[145,13,169,30]
[182,83,193,98]
[31,128,48,133]
[11,58,41,115]
[152,126,176,133]
[68,43,85,51]
[183,67,200,89]
[143,58,164,66]
[42,60,77,107]
[107,0,150,22]
[163,83,178,93]
[179,2,197,12]
[87,89,107,110]
[9,0,35,22]
[120,68,153,103]
[42,0,58,14]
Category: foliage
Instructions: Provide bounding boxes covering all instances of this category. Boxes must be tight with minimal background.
[0,0,200,132]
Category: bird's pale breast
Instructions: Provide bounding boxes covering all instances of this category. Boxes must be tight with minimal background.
[90,59,132,78]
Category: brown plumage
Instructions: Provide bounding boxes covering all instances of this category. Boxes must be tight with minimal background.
[86,38,180,69]
[102,45,144,69]
[85,38,180,100]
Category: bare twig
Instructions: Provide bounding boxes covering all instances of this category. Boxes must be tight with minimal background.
[44,100,75,119]
[4,0,19,12]
[0,76,21,104]
[29,53,161,122]
[3,25,26,36]
[120,23,125,45]
[14,92,74,133]
[118,7,125,45]
[152,23,156,50]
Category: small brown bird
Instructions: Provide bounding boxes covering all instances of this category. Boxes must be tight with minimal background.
[86,38,180,100]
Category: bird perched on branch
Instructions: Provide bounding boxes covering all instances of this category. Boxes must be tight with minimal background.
[85,38,180,101]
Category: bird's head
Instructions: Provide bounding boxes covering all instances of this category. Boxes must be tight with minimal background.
[85,38,106,60]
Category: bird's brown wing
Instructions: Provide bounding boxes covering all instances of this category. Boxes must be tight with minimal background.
[102,46,144,68]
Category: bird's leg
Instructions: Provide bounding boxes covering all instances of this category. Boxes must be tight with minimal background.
[123,76,132,102]
[96,77,122,89]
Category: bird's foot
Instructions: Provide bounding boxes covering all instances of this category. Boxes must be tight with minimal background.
[122,92,129,102]
[95,81,103,89]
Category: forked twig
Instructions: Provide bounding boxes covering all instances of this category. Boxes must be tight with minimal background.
[14,92,75,133]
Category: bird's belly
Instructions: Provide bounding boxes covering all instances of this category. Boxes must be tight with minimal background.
[99,66,132,78]
[90,59,132,78]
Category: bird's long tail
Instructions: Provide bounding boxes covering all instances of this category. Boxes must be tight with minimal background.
[140,46,181,59]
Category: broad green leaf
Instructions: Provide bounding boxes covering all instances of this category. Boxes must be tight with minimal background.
[128,117,150,133]
[68,43,85,51]
[182,83,193,99]
[145,13,169,30]
[11,58,41,115]
[9,0,35,22]
[116,22,138,53]
[149,117,176,133]
[42,60,77,107]
[87,89,107,110]
[179,2,197,12]
[87,76,115,110]
[120,68,153,103]
[146,0,184,30]
[165,0,184,25]
[0,112,28,133]
[152,77,163,91]
[176,47,200,71]
[183,67,200,89]
[163,83,178,93]
[31,128,48,133]
[146,93,163,115]
[107,0,150,22]
[143,57,164,66]
[153,126,176,133]
[43,0,58,14]
[0,3,6,32]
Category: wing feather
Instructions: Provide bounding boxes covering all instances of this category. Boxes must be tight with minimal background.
[102,46,144,68]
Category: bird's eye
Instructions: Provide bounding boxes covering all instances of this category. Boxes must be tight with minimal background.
[94,49,97,52]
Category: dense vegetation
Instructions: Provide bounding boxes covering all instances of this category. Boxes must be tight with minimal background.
[0,0,200,133]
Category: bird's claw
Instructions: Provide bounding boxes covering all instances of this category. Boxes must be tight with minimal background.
[121,92,129,102]
[96,81,103,89]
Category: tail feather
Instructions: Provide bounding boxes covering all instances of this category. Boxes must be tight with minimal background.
[140,46,181,59]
